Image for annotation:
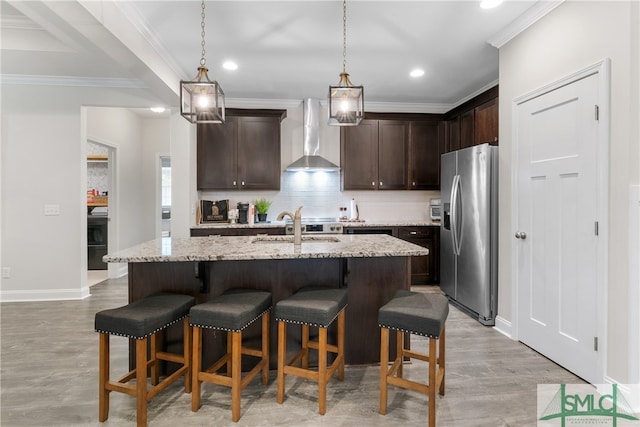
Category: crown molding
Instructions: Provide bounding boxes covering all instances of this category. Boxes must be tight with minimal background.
[0,74,147,88]
[487,0,565,49]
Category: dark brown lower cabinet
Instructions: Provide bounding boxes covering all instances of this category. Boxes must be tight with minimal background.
[190,227,286,237]
[397,226,440,285]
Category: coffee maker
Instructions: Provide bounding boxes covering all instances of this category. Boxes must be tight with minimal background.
[237,202,249,224]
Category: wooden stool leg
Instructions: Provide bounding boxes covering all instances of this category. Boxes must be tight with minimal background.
[318,327,327,415]
[191,326,202,412]
[439,328,446,396]
[277,321,286,404]
[379,327,389,415]
[261,312,270,385]
[136,338,148,427]
[99,333,110,422]
[396,330,404,378]
[183,318,192,393]
[301,324,310,369]
[231,331,242,422]
[337,310,345,381]
[428,336,437,427]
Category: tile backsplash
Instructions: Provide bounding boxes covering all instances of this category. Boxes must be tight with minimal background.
[87,142,109,194]
[199,171,439,223]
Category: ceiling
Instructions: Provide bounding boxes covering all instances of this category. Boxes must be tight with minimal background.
[1,1,554,113]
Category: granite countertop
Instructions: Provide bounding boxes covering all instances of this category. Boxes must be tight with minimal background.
[103,234,429,263]
[192,220,441,229]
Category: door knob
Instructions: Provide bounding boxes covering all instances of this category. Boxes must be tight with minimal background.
[515,231,527,239]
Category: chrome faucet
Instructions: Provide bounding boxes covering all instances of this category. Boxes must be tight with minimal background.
[277,206,303,246]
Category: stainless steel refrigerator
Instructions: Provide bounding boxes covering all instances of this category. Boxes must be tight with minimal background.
[440,143,498,325]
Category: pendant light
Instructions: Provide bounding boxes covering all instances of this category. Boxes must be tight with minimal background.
[180,0,225,124]
[328,0,364,126]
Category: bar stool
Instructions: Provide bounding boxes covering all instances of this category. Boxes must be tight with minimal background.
[274,286,347,415]
[95,292,195,427]
[378,290,448,427]
[189,288,272,423]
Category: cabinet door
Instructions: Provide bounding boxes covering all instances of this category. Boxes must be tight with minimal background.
[397,226,440,284]
[237,116,281,190]
[341,119,379,190]
[409,121,441,190]
[474,97,499,145]
[197,119,238,190]
[378,120,408,190]
[445,116,460,153]
[460,109,474,149]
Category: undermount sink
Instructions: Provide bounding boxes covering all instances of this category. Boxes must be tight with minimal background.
[251,235,341,244]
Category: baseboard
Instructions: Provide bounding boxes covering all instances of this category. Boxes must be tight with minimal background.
[0,286,90,302]
[493,315,513,339]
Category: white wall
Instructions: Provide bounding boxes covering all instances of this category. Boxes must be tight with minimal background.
[498,0,640,384]
[1,109,88,301]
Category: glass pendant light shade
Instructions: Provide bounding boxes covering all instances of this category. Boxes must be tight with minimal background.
[180,66,226,124]
[328,0,363,126]
[328,72,364,126]
[180,0,225,124]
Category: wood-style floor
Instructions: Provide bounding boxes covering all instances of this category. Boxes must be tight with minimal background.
[0,278,584,426]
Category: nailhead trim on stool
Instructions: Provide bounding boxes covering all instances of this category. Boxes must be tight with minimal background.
[275,286,347,416]
[378,290,448,427]
[95,292,195,427]
[190,288,272,423]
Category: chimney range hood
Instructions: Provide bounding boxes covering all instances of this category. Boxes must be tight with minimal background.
[285,98,340,172]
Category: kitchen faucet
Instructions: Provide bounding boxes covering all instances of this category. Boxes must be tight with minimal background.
[277,206,303,246]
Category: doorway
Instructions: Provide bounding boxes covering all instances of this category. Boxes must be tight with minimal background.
[159,155,171,238]
[87,140,116,286]
[513,60,609,384]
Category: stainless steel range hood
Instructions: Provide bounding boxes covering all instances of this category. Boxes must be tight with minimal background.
[285,98,340,172]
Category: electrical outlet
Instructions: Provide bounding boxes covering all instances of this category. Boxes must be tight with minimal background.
[2,267,10,279]
[44,204,60,216]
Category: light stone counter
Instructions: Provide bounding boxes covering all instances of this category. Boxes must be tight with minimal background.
[103,234,428,263]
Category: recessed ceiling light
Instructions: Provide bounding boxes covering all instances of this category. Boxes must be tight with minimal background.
[150,107,166,113]
[480,0,503,9]
[410,69,425,78]
[223,61,238,71]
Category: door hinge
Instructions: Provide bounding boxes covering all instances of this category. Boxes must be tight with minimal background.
[595,221,599,236]
[595,105,600,121]
[594,337,598,351]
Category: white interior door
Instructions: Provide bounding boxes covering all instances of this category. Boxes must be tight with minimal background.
[515,71,602,384]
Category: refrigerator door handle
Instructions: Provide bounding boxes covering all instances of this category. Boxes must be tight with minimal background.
[451,174,461,256]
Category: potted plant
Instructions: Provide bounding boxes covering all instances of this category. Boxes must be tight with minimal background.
[254,197,272,222]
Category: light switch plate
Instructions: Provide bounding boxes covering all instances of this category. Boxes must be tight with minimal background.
[2,267,10,278]
[44,204,60,216]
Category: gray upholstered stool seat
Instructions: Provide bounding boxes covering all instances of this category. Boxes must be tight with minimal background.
[378,290,448,338]
[95,292,195,427]
[378,290,449,427]
[190,288,272,423]
[275,286,347,415]
[95,292,195,338]
[190,288,272,331]
[274,286,347,327]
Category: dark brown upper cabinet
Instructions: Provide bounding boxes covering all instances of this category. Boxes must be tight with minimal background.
[341,118,408,190]
[341,113,444,191]
[444,85,499,153]
[197,109,286,191]
[408,120,444,190]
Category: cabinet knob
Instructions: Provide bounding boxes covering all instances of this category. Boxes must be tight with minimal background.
[241,181,245,186]
[410,231,417,235]
[233,181,237,186]
[371,181,375,186]
[380,181,383,186]
[412,181,416,186]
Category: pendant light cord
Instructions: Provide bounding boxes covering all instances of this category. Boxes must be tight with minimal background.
[342,0,347,74]
[200,0,207,67]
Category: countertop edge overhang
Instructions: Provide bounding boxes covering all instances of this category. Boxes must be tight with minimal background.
[103,234,429,263]
[193,220,441,229]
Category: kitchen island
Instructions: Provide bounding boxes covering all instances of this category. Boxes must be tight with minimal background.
[104,234,428,367]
